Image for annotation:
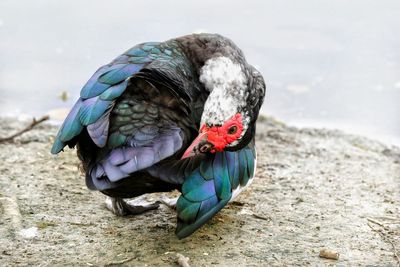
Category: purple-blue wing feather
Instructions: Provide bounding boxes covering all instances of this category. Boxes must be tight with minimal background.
[86,110,111,147]
[50,44,157,154]
[98,64,144,85]
[98,80,128,101]
[80,64,125,99]
[58,99,83,141]
[86,127,183,189]
[79,96,112,126]
[51,99,84,153]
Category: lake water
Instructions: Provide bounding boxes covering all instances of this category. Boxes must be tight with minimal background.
[1,0,399,146]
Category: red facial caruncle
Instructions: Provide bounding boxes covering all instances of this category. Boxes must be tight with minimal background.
[201,113,243,152]
[182,113,243,158]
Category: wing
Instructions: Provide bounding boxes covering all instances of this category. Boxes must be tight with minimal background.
[175,141,256,239]
[51,41,195,154]
[51,41,206,194]
[51,44,154,154]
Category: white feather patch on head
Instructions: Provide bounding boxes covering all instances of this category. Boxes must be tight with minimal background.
[199,56,248,127]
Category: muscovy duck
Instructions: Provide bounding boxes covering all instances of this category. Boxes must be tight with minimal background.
[51,33,266,238]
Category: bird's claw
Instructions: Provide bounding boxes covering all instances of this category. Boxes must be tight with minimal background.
[105,196,160,216]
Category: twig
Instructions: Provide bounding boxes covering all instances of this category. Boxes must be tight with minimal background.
[0,115,50,143]
[368,223,400,266]
[367,217,389,230]
[68,221,96,227]
[252,213,271,221]
[103,257,135,266]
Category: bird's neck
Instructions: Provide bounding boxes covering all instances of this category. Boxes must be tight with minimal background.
[175,33,251,129]
[199,56,248,127]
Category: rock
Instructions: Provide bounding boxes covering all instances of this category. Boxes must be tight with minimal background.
[176,253,190,267]
[319,248,339,260]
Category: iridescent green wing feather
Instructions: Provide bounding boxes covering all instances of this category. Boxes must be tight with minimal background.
[176,142,256,239]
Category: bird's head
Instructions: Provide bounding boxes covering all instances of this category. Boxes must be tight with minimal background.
[182,56,265,158]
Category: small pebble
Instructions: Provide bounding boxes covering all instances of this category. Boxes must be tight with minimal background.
[319,248,339,260]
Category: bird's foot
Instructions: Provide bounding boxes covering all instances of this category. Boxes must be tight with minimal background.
[159,195,178,210]
[105,196,160,216]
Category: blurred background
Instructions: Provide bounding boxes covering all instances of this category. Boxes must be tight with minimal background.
[0,0,399,146]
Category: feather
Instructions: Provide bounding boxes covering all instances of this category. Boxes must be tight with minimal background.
[112,54,130,64]
[183,172,216,202]
[238,149,249,186]
[87,109,111,147]
[51,138,65,155]
[197,195,219,219]
[176,151,234,239]
[199,157,214,180]
[128,56,153,64]
[141,42,160,52]
[88,128,183,187]
[58,99,84,141]
[79,96,112,126]
[245,148,255,184]
[99,80,128,101]
[80,64,124,99]
[226,151,240,190]
[107,132,127,149]
[125,47,148,57]
[98,64,144,85]
[51,99,84,154]
[101,160,127,182]
[181,170,205,195]
[176,198,229,239]
[213,153,231,200]
[176,197,201,223]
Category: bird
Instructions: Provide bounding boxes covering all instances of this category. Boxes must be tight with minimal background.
[51,33,266,239]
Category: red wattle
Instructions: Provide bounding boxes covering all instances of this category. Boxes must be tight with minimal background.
[200,113,243,152]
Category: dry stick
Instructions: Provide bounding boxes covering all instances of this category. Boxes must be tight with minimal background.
[0,115,50,143]
[103,257,136,267]
[367,217,388,229]
[368,222,400,267]
[252,213,271,221]
[68,221,96,227]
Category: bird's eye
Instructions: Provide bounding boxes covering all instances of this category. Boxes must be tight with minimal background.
[228,125,238,135]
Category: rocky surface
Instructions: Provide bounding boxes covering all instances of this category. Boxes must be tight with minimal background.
[0,116,399,266]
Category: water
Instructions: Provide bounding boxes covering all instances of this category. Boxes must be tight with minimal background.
[1,0,399,146]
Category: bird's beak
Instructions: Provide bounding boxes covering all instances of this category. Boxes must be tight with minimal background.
[181,132,214,159]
